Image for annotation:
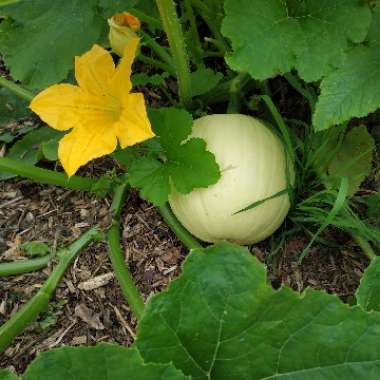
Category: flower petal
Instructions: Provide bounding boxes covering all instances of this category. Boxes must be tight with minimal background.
[75,44,115,96]
[29,84,81,131]
[115,92,154,147]
[110,36,139,98]
[58,121,117,176]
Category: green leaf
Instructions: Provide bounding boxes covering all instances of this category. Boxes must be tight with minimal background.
[128,157,170,205]
[0,370,18,380]
[98,0,139,17]
[21,241,50,258]
[0,125,34,144]
[222,0,372,82]
[190,68,223,97]
[327,126,375,196]
[128,108,220,206]
[0,87,29,125]
[41,138,59,161]
[313,6,380,130]
[356,257,380,312]
[0,126,63,180]
[136,242,380,379]
[21,344,188,380]
[0,0,104,89]
[131,73,167,87]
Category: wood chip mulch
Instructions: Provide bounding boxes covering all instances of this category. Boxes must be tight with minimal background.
[0,176,370,373]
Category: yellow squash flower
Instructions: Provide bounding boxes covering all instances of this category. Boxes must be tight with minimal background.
[30,37,154,176]
[108,12,141,57]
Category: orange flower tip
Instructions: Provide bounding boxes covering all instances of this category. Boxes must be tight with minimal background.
[112,12,141,30]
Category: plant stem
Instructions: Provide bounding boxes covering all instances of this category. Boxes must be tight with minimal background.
[156,0,192,107]
[0,255,52,277]
[140,30,174,67]
[158,203,202,250]
[191,0,229,54]
[107,184,145,321]
[138,54,176,76]
[0,227,101,353]
[0,157,95,192]
[131,9,162,29]
[183,0,204,67]
[352,234,376,261]
[227,73,250,114]
[284,73,316,112]
[0,76,34,101]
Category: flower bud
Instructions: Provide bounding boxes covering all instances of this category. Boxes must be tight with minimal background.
[108,12,141,57]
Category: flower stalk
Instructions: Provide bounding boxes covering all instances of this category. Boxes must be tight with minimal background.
[0,157,96,192]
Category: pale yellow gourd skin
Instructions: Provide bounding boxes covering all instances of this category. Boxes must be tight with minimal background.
[168,114,293,245]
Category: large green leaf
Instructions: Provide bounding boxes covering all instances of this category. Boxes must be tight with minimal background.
[222,0,371,83]
[98,0,139,18]
[356,257,380,313]
[136,242,380,379]
[0,0,104,89]
[128,108,220,206]
[327,125,375,196]
[15,344,188,380]
[313,6,380,130]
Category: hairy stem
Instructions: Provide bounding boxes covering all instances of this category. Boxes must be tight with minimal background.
[140,29,174,67]
[227,73,250,114]
[183,0,204,67]
[138,54,176,76]
[156,0,192,107]
[158,203,202,250]
[107,184,145,320]
[0,157,96,192]
[0,76,34,101]
[191,0,228,54]
[0,227,101,353]
[352,234,376,261]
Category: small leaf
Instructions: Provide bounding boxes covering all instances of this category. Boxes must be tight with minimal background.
[0,125,35,144]
[136,242,380,379]
[128,108,220,206]
[129,157,170,205]
[190,68,223,97]
[21,344,188,380]
[21,241,50,258]
[41,138,59,161]
[356,257,380,312]
[327,125,375,196]
[0,87,29,125]
[0,127,63,180]
[132,73,167,87]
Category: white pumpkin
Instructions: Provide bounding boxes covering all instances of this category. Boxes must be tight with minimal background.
[168,114,293,245]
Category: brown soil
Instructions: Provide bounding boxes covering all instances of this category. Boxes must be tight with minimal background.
[0,168,370,373]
